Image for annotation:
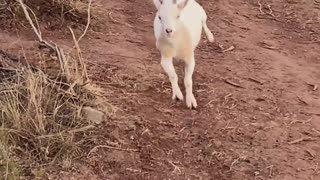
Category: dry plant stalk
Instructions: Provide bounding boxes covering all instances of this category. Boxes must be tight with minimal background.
[16,0,92,85]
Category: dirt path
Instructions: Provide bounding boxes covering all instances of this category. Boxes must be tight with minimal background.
[1,0,320,179]
[75,0,320,179]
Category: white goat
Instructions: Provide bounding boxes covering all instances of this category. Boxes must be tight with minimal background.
[152,0,214,109]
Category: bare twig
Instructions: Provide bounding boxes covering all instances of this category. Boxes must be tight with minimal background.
[296,96,308,105]
[287,117,312,127]
[17,0,41,40]
[288,137,317,145]
[168,160,182,174]
[224,79,244,88]
[26,5,41,38]
[301,111,320,116]
[261,45,279,50]
[267,165,274,178]
[312,128,320,136]
[256,1,279,21]
[69,27,89,83]
[229,158,240,170]
[17,0,55,50]
[88,145,139,157]
[305,81,318,91]
[266,4,276,17]
[36,125,95,139]
[55,44,72,81]
[17,0,73,83]
[68,125,95,134]
[258,1,264,14]
[204,99,216,107]
[77,0,92,44]
[67,0,92,83]
[222,45,235,53]
[247,77,263,85]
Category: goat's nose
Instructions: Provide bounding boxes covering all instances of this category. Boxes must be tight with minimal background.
[165,29,173,34]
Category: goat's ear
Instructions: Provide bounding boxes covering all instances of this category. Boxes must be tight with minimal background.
[153,0,163,10]
[177,0,189,10]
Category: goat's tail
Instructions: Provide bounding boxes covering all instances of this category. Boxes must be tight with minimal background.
[203,22,214,42]
[202,16,214,42]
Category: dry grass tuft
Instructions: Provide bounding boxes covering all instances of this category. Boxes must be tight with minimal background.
[0,63,111,178]
[0,0,114,178]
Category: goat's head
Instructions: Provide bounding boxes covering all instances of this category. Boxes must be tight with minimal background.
[153,0,189,38]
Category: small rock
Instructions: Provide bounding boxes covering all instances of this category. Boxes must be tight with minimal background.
[82,106,105,124]
[250,122,265,129]
[127,120,136,131]
[213,140,222,147]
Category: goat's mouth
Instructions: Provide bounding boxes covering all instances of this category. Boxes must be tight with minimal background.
[165,32,174,38]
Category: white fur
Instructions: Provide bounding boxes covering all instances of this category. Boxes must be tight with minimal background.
[152,0,214,109]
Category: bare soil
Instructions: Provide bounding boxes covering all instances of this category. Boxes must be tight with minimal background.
[1,0,320,179]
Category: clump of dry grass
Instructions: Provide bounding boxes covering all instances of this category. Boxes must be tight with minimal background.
[0,49,113,178]
[0,64,106,179]
[1,66,96,156]
[0,0,113,179]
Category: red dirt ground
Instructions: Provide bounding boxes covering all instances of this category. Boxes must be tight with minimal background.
[1,0,320,179]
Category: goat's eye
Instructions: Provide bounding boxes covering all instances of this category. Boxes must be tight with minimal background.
[158,16,161,20]
[177,15,180,19]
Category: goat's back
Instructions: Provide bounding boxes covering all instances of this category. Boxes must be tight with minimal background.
[179,0,205,49]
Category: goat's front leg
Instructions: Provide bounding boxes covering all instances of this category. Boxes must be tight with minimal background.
[161,56,184,101]
[184,56,197,109]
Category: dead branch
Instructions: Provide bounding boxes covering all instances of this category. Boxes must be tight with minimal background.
[77,0,92,44]
[224,79,244,88]
[69,27,89,83]
[286,117,312,127]
[17,0,75,82]
[266,4,276,17]
[222,45,235,53]
[305,81,318,91]
[168,160,182,174]
[87,145,139,157]
[288,137,317,145]
[296,96,308,105]
[312,128,320,136]
[247,77,263,85]
[258,1,264,14]
[17,0,54,50]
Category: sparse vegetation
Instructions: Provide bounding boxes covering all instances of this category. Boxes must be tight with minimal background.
[0,0,112,179]
[0,0,96,29]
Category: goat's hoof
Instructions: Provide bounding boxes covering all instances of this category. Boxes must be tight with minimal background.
[172,94,184,101]
[172,89,184,101]
[186,94,197,109]
[208,32,215,43]
[209,35,215,43]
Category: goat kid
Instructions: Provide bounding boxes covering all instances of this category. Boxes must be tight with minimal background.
[152,0,214,109]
